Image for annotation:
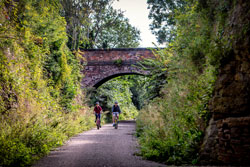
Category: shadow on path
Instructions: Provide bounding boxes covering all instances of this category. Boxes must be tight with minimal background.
[33,121,166,167]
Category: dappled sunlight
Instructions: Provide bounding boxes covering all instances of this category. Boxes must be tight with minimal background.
[34,121,165,167]
[67,140,98,147]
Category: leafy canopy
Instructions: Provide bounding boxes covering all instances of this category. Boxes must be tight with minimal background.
[147,0,187,43]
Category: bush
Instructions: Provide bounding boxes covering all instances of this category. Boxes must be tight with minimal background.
[136,2,219,165]
[0,1,95,166]
[0,107,95,166]
[137,49,215,164]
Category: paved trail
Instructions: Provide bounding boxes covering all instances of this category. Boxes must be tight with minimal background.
[34,121,165,167]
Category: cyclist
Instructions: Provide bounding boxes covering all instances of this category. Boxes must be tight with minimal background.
[93,102,103,127]
[112,101,121,126]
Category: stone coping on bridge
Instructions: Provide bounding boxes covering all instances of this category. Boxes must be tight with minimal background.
[86,60,138,66]
[81,47,163,51]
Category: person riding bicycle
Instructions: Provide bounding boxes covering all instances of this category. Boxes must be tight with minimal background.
[94,102,103,127]
[112,101,121,126]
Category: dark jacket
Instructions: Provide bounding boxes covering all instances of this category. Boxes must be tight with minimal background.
[112,105,121,113]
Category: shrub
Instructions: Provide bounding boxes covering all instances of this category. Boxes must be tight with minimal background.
[0,1,95,166]
[136,2,219,164]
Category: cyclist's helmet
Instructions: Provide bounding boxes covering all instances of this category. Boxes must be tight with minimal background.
[115,101,118,104]
[96,102,99,105]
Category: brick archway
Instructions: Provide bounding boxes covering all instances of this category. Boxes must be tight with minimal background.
[92,72,144,88]
[80,48,155,87]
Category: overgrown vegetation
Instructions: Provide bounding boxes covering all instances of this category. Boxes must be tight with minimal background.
[136,0,236,165]
[0,0,140,166]
[1,0,240,166]
[89,76,140,121]
[0,1,96,166]
[61,0,140,50]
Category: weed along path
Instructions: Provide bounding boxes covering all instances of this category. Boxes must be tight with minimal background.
[33,121,165,167]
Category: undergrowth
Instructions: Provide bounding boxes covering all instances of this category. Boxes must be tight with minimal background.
[0,1,95,166]
[89,76,139,121]
[136,47,216,165]
[135,0,233,164]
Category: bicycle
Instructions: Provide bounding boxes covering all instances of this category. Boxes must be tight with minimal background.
[114,113,118,129]
[96,115,101,130]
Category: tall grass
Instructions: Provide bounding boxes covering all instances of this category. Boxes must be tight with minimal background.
[136,48,216,164]
[0,106,94,166]
[0,41,95,166]
[0,1,95,166]
[136,2,220,164]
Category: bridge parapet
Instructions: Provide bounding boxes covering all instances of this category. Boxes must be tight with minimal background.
[80,48,155,87]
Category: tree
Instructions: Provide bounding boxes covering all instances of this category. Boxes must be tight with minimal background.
[60,0,106,50]
[61,0,140,50]
[95,6,140,48]
[91,6,141,48]
[147,0,187,44]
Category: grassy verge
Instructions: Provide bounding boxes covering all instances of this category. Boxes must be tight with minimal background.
[135,1,224,164]
[0,1,95,166]
[0,106,95,167]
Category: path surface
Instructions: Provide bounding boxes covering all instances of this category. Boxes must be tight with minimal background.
[33,121,165,167]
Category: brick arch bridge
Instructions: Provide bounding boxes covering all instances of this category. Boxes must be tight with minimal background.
[80,48,155,88]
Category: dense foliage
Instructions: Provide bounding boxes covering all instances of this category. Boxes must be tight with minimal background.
[0,1,96,166]
[61,0,140,50]
[1,0,240,166]
[89,76,140,120]
[137,0,236,165]
[89,71,166,121]
[0,0,141,166]
[147,0,187,43]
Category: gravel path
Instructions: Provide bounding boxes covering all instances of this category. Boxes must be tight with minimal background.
[33,121,166,167]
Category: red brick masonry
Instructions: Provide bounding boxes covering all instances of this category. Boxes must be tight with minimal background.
[80,48,155,87]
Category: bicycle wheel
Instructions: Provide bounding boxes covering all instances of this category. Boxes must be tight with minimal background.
[96,119,100,130]
[115,117,118,129]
